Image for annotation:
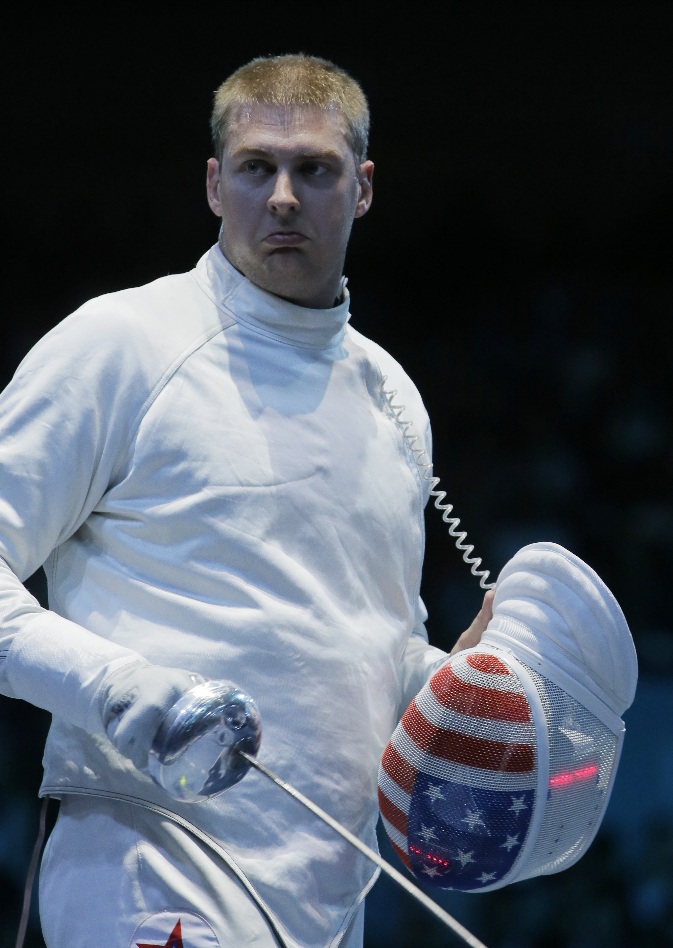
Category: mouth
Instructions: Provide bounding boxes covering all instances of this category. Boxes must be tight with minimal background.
[263,231,307,250]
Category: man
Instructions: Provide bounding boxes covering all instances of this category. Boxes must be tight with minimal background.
[0,54,491,946]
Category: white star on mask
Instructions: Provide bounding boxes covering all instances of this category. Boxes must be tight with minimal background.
[501,834,520,852]
[455,850,475,868]
[418,824,438,843]
[462,809,486,831]
[509,795,528,816]
[424,783,446,803]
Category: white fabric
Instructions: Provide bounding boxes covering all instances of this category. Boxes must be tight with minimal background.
[39,795,285,946]
[483,541,638,716]
[41,796,368,946]
[3,613,139,735]
[3,613,206,770]
[0,244,446,948]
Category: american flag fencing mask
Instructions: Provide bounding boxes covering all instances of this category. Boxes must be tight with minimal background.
[378,541,638,894]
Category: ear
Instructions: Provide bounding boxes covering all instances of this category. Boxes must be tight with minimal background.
[206,157,223,218]
[354,160,374,219]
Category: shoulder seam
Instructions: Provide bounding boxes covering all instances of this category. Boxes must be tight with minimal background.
[110,316,232,484]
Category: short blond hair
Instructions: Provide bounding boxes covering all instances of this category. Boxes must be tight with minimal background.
[210,53,370,166]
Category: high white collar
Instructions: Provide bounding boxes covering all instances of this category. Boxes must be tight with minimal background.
[195,244,351,350]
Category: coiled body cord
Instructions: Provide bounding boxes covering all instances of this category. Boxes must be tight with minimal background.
[380,376,495,591]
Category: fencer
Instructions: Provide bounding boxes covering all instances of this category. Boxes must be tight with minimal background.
[0,53,492,947]
[0,52,636,948]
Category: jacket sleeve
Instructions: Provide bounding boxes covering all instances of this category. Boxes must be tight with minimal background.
[396,597,448,719]
[0,301,153,727]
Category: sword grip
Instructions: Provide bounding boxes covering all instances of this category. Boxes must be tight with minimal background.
[146,680,262,802]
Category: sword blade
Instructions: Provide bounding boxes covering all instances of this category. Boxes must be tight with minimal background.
[238,750,489,948]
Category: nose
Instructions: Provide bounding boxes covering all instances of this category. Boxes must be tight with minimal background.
[268,171,299,215]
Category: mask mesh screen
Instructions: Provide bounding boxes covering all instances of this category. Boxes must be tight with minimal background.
[379,651,538,890]
[378,650,622,892]
[518,666,621,882]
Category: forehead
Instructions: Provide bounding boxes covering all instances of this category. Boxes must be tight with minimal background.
[224,102,352,158]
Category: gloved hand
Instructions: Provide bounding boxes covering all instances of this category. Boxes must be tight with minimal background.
[2,615,209,774]
[99,660,205,770]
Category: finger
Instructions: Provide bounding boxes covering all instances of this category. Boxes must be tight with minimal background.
[449,589,495,656]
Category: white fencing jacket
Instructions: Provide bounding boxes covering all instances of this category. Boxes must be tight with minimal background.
[0,245,447,947]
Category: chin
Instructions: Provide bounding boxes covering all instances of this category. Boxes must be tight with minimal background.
[261,266,320,307]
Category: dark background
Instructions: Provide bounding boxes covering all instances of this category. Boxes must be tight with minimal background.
[1,5,672,946]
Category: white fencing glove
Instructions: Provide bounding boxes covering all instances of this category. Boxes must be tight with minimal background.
[3,614,262,800]
[99,659,205,769]
[3,615,204,771]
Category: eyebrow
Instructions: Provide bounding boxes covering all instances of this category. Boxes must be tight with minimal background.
[230,145,344,163]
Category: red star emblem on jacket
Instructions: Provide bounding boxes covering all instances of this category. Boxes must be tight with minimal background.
[137,918,183,948]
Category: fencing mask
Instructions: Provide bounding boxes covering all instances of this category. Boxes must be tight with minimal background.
[378,541,637,893]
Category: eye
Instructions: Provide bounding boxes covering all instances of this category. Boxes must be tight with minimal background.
[301,160,329,177]
[242,159,271,175]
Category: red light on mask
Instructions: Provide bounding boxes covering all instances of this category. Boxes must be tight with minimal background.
[549,762,599,789]
[409,844,451,868]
